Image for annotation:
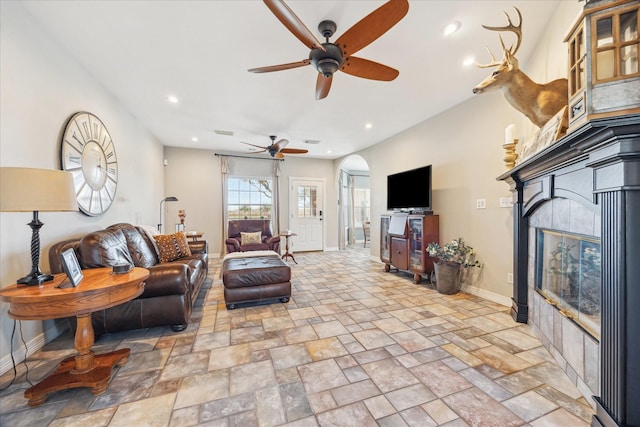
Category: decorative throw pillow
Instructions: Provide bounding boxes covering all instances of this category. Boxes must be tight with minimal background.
[173,231,192,257]
[241,231,262,245]
[154,234,181,263]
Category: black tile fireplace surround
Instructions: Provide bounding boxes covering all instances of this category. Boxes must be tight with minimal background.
[499,114,640,427]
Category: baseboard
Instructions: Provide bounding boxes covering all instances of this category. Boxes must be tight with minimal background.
[464,285,511,307]
[0,322,59,376]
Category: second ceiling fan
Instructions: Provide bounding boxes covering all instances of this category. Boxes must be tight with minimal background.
[242,135,308,159]
[249,0,409,100]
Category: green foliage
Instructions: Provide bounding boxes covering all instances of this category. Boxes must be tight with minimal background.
[427,238,481,268]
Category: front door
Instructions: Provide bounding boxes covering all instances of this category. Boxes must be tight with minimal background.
[289,178,324,252]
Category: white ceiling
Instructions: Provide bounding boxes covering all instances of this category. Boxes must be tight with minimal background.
[20,0,561,161]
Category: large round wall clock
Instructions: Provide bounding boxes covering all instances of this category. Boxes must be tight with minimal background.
[60,112,118,216]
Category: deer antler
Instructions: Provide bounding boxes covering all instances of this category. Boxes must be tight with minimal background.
[476,7,522,67]
[476,46,502,68]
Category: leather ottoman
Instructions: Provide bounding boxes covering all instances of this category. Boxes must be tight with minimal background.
[222,251,291,310]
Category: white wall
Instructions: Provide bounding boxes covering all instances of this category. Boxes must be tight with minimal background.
[0,3,165,373]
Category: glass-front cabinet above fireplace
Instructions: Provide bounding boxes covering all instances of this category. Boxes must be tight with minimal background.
[536,229,601,339]
[564,0,640,132]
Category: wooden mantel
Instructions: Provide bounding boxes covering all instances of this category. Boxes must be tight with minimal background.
[498,113,640,427]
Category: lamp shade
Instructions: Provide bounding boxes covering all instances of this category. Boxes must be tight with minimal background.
[0,167,78,212]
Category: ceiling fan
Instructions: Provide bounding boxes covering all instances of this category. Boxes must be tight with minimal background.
[248,0,409,100]
[242,135,309,159]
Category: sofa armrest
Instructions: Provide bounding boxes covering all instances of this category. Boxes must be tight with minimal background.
[265,236,280,245]
[226,238,241,253]
[142,263,190,298]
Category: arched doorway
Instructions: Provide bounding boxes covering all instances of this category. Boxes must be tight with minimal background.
[337,155,370,250]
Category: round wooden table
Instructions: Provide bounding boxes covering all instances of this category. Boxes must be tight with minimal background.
[0,267,149,406]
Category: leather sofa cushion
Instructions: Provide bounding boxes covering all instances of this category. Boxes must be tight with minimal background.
[223,255,290,289]
[141,263,189,298]
[80,228,134,268]
[240,242,270,252]
[108,223,158,268]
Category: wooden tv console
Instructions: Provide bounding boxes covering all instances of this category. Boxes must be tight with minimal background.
[380,212,439,283]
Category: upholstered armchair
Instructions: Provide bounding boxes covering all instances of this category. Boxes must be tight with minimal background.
[225,219,280,253]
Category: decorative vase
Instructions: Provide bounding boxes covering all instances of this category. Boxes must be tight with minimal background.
[433,262,462,294]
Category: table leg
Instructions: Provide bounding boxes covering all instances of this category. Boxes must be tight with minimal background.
[281,236,297,264]
[24,313,131,406]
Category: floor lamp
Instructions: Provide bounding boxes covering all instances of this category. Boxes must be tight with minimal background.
[0,167,78,286]
[158,196,178,232]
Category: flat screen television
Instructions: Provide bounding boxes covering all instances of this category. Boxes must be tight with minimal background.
[387,165,432,212]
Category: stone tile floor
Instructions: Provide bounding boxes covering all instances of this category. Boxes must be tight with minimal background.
[0,246,595,426]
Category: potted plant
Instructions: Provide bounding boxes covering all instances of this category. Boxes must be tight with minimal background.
[427,238,481,294]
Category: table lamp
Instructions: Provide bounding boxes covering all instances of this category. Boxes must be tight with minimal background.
[0,167,78,285]
[158,196,178,232]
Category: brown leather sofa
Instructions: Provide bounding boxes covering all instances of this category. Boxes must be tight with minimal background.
[49,223,208,335]
[225,219,280,253]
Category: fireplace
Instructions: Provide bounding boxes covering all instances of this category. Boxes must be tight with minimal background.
[536,229,601,339]
[499,113,640,427]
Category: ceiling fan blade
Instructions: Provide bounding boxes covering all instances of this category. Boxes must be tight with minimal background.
[340,56,399,81]
[315,73,333,100]
[275,152,285,159]
[249,59,310,73]
[263,0,325,51]
[281,148,309,154]
[335,0,409,57]
[273,139,289,151]
[241,141,270,150]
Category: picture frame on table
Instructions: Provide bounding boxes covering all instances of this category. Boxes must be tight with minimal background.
[60,248,83,287]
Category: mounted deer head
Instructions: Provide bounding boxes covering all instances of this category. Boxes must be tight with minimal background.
[472,7,568,128]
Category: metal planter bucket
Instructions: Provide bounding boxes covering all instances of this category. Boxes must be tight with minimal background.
[433,262,462,294]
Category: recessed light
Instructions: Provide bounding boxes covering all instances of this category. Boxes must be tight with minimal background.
[365,123,372,129]
[443,21,461,37]
[327,150,332,154]
[192,137,198,142]
[463,56,475,67]
[167,95,179,104]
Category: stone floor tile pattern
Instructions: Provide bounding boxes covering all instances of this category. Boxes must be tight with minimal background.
[0,246,594,426]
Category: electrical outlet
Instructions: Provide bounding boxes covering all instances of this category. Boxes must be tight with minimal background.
[507,273,513,284]
[499,197,513,208]
[476,199,486,209]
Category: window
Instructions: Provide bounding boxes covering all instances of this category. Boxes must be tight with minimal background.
[592,5,639,82]
[297,185,317,218]
[227,176,272,220]
[568,25,586,96]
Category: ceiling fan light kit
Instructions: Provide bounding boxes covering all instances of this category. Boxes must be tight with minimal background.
[249,0,409,99]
